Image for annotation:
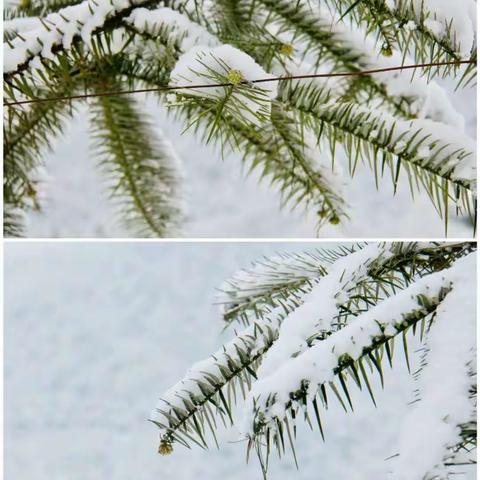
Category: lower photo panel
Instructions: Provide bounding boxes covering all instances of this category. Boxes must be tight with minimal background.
[4,241,477,480]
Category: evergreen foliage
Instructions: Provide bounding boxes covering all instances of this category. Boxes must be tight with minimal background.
[3,1,477,236]
[153,242,476,479]
[90,84,183,236]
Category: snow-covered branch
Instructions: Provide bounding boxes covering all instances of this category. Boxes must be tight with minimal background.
[152,243,476,477]
[4,0,151,75]
[390,277,476,480]
[242,252,475,438]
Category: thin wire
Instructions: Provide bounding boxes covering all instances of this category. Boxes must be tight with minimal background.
[3,59,475,107]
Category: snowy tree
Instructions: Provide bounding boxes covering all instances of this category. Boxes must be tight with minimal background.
[151,242,476,479]
[3,1,477,236]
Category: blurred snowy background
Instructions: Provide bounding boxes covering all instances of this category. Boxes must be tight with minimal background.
[5,242,476,480]
[23,77,476,238]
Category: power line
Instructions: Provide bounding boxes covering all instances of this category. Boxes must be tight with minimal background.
[3,59,475,107]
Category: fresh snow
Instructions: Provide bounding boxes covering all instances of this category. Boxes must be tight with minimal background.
[314,101,476,182]
[216,250,327,310]
[401,0,477,55]
[4,15,42,34]
[391,276,476,480]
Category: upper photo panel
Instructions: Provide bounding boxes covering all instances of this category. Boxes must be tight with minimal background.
[3,1,477,238]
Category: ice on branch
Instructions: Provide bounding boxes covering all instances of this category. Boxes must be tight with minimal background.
[241,252,475,435]
[170,45,278,121]
[391,279,476,480]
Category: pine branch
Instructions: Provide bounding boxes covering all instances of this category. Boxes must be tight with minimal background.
[218,242,474,327]
[4,0,82,19]
[250,0,416,118]
[3,82,78,220]
[151,310,285,452]
[90,85,184,237]
[249,294,443,466]
[3,1,477,234]
[152,243,475,460]
[246,283,451,455]
[281,80,476,227]
[3,0,160,78]
[269,101,348,223]
[170,93,348,228]
[217,247,353,326]
[208,0,252,33]
[241,251,475,474]
[163,1,421,118]
[3,204,25,237]
[329,0,477,84]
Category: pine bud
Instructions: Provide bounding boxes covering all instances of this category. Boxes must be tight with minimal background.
[227,69,244,85]
[318,208,329,218]
[158,439,173,455]
[27,185,37,198]
[329,215,340,225]
[381,44,393,57]
[280,43,295,56]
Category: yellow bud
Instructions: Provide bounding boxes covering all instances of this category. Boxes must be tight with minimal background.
[381,44,393,57]
[158,440,173,456]
[329,215,340,225]
[280,43,295,56]
[227,69,244,85]
[317,208,328,218]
